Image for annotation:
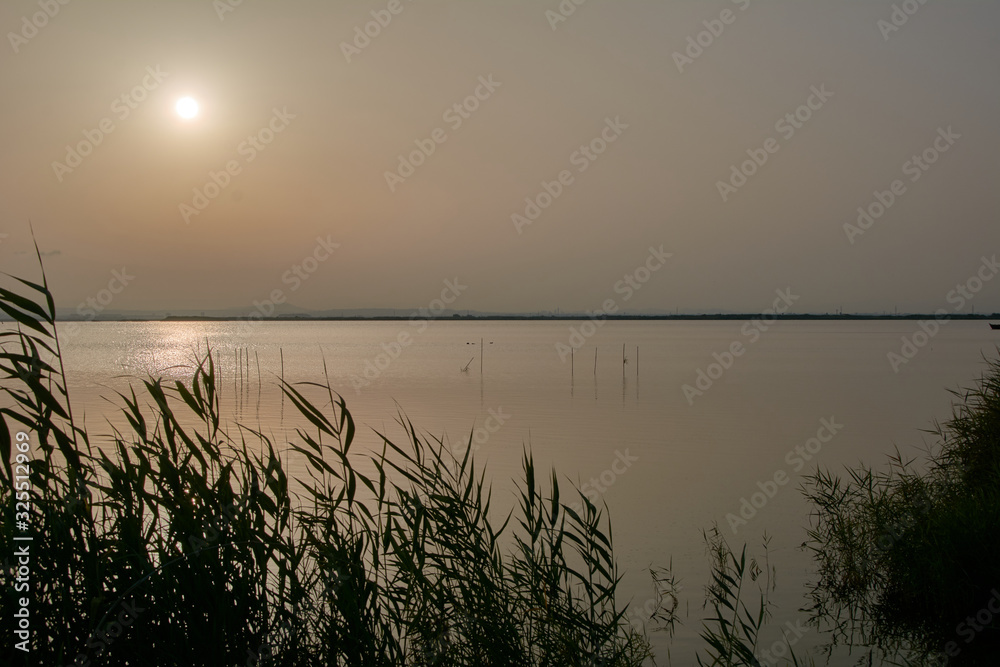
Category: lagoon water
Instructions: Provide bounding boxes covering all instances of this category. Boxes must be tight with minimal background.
[57,319,999,664]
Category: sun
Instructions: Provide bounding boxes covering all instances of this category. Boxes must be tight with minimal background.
[175,97,199,119]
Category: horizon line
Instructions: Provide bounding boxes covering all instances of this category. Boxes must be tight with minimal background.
[32,313,1000,323]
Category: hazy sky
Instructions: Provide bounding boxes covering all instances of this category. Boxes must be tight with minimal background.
[1,0,998,315]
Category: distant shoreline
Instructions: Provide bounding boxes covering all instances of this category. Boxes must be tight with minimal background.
[38,313,1000,323]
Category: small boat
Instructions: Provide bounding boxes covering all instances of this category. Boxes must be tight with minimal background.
[991,323,1000,330]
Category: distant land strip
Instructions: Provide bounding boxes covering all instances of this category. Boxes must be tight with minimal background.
[5,313,1000,324]
[72,313,1000,322]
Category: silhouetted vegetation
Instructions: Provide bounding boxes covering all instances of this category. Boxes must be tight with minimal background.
[803,358,1000,666]
[0,254,650,665]
[8,252,996,666]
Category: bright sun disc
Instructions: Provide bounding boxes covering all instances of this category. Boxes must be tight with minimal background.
[175,97,199,119]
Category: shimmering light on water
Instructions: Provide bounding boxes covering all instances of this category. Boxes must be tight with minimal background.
[56,319,999,663]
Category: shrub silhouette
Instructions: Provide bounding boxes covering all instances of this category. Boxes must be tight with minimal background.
[803,357,1000,665]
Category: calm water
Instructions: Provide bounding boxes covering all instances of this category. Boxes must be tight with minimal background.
[56,319,999,664]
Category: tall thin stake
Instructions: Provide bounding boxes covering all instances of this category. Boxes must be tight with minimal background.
[255,350,262,417]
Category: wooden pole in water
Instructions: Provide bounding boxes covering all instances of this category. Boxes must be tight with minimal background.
[594,346,598,376]
[636,345,639,380]
[254,350,262,417]
[571,347,574,379]
[236,348,242,411]
[255,351,262,389]
[481,338,484,374]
